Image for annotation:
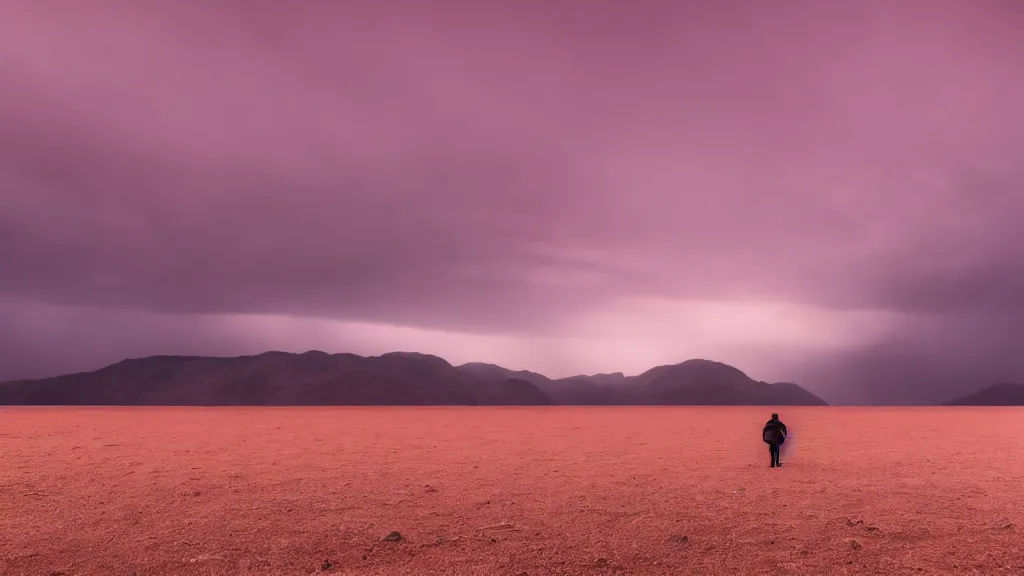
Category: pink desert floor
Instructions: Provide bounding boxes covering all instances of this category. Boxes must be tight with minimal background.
[1,407,1022,575]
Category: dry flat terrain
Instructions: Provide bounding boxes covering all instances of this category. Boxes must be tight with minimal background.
[1,407,1022,576]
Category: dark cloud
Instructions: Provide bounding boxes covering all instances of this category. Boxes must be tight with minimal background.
[1,0,1022,402]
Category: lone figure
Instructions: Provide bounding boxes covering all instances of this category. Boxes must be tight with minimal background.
[762,412,788,468]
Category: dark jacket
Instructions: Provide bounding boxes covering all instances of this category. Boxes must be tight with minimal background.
[764,418,788,435]
[763,418,788,443]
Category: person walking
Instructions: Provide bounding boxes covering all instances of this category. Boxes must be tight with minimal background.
[762,413,788,468]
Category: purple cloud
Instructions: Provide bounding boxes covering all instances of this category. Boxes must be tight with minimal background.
[1,0,1022,402]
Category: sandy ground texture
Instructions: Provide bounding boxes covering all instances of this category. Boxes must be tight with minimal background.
[1,406,1023,576]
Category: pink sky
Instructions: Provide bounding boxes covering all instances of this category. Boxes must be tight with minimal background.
[1,0,1022,403]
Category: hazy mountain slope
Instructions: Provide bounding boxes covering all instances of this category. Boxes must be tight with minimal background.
[456,363,551,387]
[481,378,556,406]
[942,382,1024,406]
[638,359,828,406]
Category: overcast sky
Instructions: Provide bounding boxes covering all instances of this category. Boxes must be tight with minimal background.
[1,0,1022,404]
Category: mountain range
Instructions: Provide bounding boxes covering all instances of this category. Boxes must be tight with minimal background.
[0,351,830,406]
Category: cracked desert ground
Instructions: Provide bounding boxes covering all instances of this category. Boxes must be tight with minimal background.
[2,407,1022,576]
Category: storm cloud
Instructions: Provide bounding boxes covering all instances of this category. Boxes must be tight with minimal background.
[1,0,1022,403]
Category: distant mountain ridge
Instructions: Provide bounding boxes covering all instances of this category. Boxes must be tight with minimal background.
[942,382,1024,406]
[0,352,829,406]
[463,358,828,406]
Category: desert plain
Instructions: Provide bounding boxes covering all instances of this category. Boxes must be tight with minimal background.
[1,407,1022,576]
